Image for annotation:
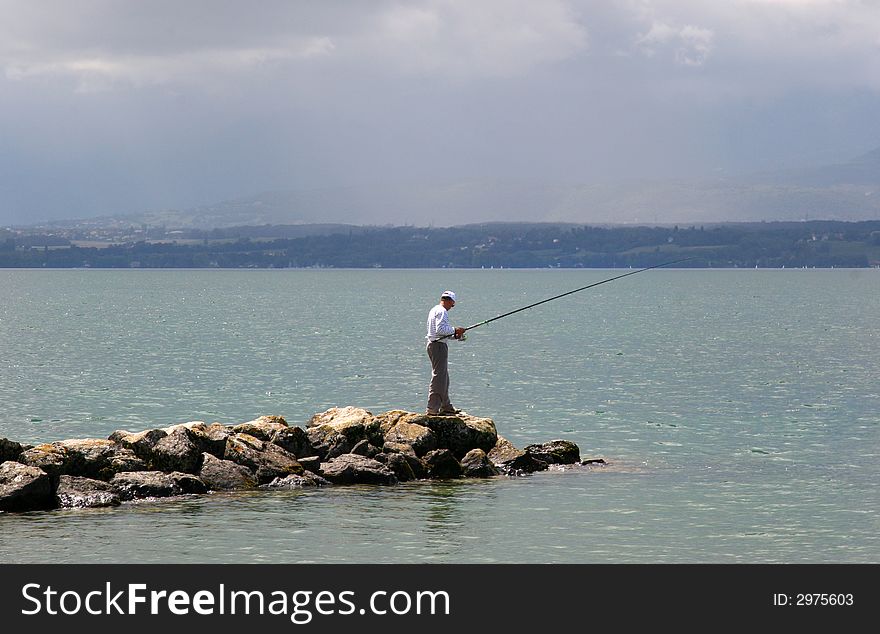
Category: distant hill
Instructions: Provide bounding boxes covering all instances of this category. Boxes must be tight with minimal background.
[35,145,880,230]
[6,220,880,269]
[102,181,587,228]
[746,145,880,188]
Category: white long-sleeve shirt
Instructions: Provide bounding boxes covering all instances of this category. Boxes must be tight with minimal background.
[426,304,456,341]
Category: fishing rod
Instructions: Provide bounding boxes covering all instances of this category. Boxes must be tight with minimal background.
[440,257,694,340]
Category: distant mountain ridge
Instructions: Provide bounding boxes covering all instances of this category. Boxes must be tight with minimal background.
[746,145,880,188]
[37,145,880,230]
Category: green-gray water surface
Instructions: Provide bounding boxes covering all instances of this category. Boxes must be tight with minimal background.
[1,268,877,563]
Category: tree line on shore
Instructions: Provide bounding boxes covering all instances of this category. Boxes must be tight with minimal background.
[2,220,879,268]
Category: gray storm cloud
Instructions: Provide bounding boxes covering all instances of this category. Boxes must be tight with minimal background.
[1,0,879,224]
[3,1,877,87]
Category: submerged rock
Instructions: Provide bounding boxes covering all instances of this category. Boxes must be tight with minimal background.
[524,440,581,466]
[581,458,607,466]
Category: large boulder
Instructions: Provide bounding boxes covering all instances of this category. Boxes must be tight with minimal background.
[0,461,54,512]
[374,410,413,435]
[524,440,581,465]
[151,428,203,474]
[381,441,418,457]
[0,437,23,462]
[198,453,257,491]
[420,413,498,459]
[18,439,147,480]
[297,456,322,473]
[169,473,208,495]
[307,407,383,460]
[224,433,303,483]
[232,415,289,441]
[105,450,150,476]
[318,454,398,485]
[376,452,417,482]
[423,449,463,480]
[312,433,356,460]
[56,439,147,480]
[379,442,426,479]
[271,426,314,458]
[110,429,168,462]
[460,449,500,478]
[308,406,374,429]
[55,475,121,508]
[383,421,437,457]
[487,436,521,464]
[18,443,69,477]
[163,422,230,458]
[110,471,207,501]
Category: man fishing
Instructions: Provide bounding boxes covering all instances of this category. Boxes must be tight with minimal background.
[421,259,691,416]
[425,290,466,416]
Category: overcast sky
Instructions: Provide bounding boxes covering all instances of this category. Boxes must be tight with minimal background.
[2,0,880,225]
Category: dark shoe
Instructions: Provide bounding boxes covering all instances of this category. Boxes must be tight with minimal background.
[438,408,462,415]
[425,409,440,415]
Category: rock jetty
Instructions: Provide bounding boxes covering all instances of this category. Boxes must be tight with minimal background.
[0,407,588,513]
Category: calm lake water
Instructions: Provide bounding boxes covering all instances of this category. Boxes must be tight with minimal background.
[1,268,878,563]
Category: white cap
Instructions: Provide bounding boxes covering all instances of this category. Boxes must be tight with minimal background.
[440,290,457,302]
